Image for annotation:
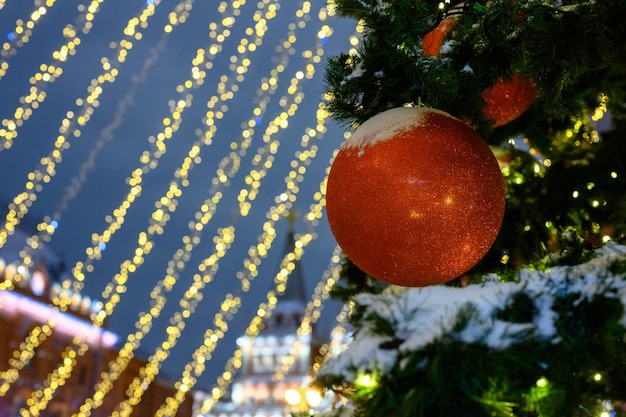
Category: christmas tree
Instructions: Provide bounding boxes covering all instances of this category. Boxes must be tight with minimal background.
[301,1,626,416]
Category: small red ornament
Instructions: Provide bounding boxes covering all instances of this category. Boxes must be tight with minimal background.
[422,18,455,57]
[326,107,505,287]
[482,73,537,127]
[422,20,536,128]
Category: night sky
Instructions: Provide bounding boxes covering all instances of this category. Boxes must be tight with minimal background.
[0,0,356,392]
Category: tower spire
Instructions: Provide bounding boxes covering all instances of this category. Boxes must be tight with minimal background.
[280,211,307,303]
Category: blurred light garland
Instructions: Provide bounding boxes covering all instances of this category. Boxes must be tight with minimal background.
[0,0,109,149]
[6,2,332,412]
[74,6,326,415]
[90,4,288,333]
[0,0,162,259]
[8,0,281,411]
[0,0,57,79]
[69,0,268,296]
[194,160,331,415]
[0,2,354,416]
[1,0,200,396]
[20,338,89,416]
[8,31,169,302]
[194,23,357,414]
[0,324,53,395]
[501,93,611,245]
[132,40,332,417]
[271,245,343,382]
[0,0,190,395]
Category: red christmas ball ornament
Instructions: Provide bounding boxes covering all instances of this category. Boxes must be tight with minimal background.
[326,107,505,287]
[422,18,455,57]
[482,73,537,127]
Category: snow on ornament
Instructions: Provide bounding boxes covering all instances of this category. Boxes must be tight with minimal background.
[482,73,537,127]
[326,107,505,287]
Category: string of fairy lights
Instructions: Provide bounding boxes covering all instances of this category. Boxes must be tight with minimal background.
[0,0,205,395]
[167,181,328,415]
[117,30,335,414]
[0,0,240,394]
[0,1,357,416]
[271,244,344,383]
[0,0,163,263]
[0,0,162,391]
[0,0,196,394]
[499,93,613,258]
[69,0,246,296]
[87,0,283,332]
[1,0,282,410]
[0,0,57,79]
[193,169,337,416]
[0,0,108,150]
[72,6,330,415]
[5,16,174,298]
[21,338,90,415]
[0,0,238,347]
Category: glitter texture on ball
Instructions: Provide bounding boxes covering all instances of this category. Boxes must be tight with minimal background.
[326,107,506,287]
[483,73,537,127]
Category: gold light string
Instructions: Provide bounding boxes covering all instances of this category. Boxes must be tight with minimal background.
[107,230,239,417]
[0,0,57,79]
[0,4,342,416]
[591,92,609,122]
[106,13,328,417]
[18,338,89,417]
[77,227,236,417]
[0,324,53,395]
[74,7,321,415]
[8,35,169,296]
[6,0,302,411]
[0,3,179,393]
[72,0,245,292]
[271,245,343,382]
[6,2,199,288]
[0,0,192,392]
[314,301,352,377]
[162,103,332,416]
[192,20,353,412]
[91,0,283,331]
[195,167,331,415]
[0,0,108,149]
[501,93,611,243]
[162,230,316,416]
[0,0,274,401]
[0,0,163,260]
[264,24,361,388]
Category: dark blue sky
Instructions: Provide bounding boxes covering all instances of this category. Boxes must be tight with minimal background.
[0,0,356,392]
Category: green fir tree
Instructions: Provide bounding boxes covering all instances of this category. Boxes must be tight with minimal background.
[304,1,626,416]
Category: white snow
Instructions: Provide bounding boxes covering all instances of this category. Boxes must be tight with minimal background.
[318,242,626,384]
[345,61,364,81]
[343,106,455,156]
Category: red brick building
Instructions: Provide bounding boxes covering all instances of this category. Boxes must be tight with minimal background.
[0,256,193,417]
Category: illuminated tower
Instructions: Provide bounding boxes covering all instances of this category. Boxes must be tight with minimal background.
[200,218,325,417]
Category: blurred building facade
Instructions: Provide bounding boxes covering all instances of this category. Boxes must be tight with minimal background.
[0,222,193,417]
[196,227,330,417]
